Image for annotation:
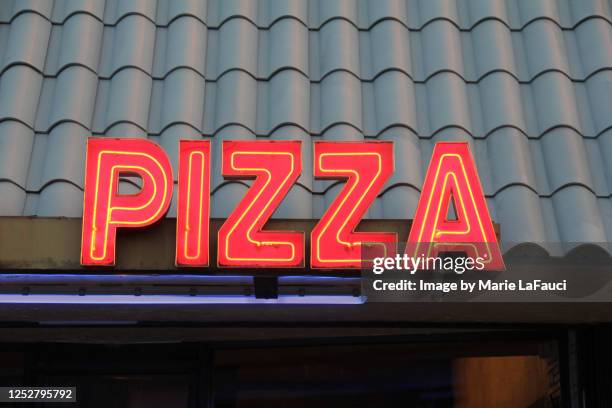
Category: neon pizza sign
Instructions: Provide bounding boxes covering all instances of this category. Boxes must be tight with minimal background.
[80,138,504,270]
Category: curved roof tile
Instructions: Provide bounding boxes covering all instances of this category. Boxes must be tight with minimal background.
[0,0,610,256]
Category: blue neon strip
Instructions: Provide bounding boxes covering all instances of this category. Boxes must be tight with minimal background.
[0,294,365,305]
[0,274,360,284]
[0,274,253,284]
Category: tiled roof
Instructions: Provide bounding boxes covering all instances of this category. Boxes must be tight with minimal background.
[0,0,611,256]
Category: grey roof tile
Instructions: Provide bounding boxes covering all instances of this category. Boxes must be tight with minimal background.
[44,68,607,140]
[584,71,612,132]
[378,128,423,189]
[212,70,257,131]
[17,8,609,83]
[51,0,105,23]
[268,124,313,189]
[209,125,256,190]
[493,186,548,243]
[158,124,203,178]
[44,13,102,75]
[265,70,310,132]
[0,121,34,188]
[316,18,360,77]
[104,121,147,139]
[365,19,412,79]
[24,132,47,190]
[485,128,538,194]
[0,66,42,127]
[274,185,312,218]
[45,67,98,130]
[155,0,209,26]
[35,181,82,217]
[37,123,88,188]
[540,128,595,193]
[379,185,421,219]
[1,11,51,73]
[267,18,309,76]
[0,1,53,22]
[551,185,607,243]
[155,68,206,132]
[522,20,571,76]
[0,0,611,255]
[22,191,39,216]
[597,129,612,190]
[575,18,612,75]
[2,0,611,29]
[97,68,152,131]
[597,196,612,242]
[102,0,157,25]
[100,14,156,76]
[216,18,259,76]
[0,181,25,215]
[152,14,207,78]
[211,182,247,218]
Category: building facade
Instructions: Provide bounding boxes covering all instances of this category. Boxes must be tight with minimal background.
[0,0,611,406]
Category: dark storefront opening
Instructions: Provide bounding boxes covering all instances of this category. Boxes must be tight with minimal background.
[0,329,571,408]
[213,340,560,407]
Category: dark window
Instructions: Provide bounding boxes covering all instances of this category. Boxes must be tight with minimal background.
[213,341,561,408]
[0,337,562,408]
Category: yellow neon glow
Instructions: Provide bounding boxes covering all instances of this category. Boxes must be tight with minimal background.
[314,152,388,264]
[182,151,207,260]
[222,150,298,263]
[413,153,494,262]
[431,172,470,237]
[89,150,170,261]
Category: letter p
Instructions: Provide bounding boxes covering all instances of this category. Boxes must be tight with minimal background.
[81,138,173,266]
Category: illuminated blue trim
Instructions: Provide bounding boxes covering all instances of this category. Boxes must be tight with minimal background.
[0,274,360,284]
[0,294,365,304]
[0,274,363,304]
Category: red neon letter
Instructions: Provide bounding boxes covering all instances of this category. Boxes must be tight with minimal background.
[311,141,396,268]
[81,138,173,266]
[406,142,504,270]
[218,141,304,267]
[176,140,211,267]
